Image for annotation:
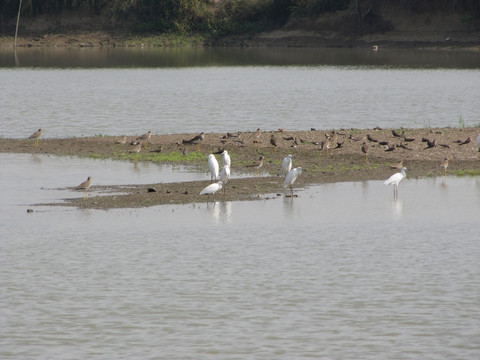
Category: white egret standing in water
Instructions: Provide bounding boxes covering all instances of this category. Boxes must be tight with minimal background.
[208,154,219,182]
[384,167,407,198]
[284,167,302,196]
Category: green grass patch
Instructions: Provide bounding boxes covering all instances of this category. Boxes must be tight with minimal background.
[452,169,480,176]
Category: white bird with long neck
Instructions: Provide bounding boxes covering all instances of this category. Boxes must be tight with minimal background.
[281,154,293,176]
[284,167,302,196]
[219,165,230,194]
[221,150,231,168]
[384,167,407,198]
[208,154,219,182]
[200,181,223,202]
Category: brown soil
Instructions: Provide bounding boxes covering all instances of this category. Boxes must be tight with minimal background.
[2,127,479,209]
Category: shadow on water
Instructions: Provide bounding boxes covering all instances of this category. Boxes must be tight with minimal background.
[2,47,480,69]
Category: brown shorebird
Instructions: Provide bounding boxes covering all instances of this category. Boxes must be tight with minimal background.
[392,129,402,137]
[390,160,404,170]
[130,141,142,160]
[116,136,127,144]
[253,128,261,144]
[136,131,152,149]
[182,132,205,151]
[270,134,278,152]
[440,158,449,176]
[28,128,43,146]
[76,176,92,199]
[246,155,265,174]
[361,142,369,162]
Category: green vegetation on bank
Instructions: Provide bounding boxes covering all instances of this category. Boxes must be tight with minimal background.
[1,0,479,39]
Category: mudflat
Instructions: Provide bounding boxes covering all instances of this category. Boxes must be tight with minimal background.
[2,127,479,209]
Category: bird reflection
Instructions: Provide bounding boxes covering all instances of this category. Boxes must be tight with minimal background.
[31,154,42,163]
[210,201,232,223]
[391,197,403,218]
[282,195,295,217]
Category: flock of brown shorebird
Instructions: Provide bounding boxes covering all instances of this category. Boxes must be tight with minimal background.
[27,128,480,201]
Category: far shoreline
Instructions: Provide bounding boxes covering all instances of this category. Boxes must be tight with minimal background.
[1,31,479,51]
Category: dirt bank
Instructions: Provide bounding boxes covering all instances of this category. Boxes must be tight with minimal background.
[1,4,479,50]
[2,127,479,209]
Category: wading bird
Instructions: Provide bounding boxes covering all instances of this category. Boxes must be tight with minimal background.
[28,128,43,146]
[220,150,231,168]
[384,167,407,198]
[361,142,369,162]
[76,176,92,199]
[270,134,278,152]
[284,167,302,196]
[208,154,219,182]
[199,181,223,202]
[281,154,293,176]
[389,160,404,170]
[253,128,261,144]
[182,132,205,151]
[136,131,152,149]
[219,165,230,194]
[246,155,265,174]
[440,158,449,176]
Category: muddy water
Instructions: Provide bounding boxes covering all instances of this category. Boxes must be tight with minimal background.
[1,153,479,359]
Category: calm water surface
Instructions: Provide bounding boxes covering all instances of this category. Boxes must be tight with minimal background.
[1,48,480,359]
[1,47,479,138]
[1,153,479,359]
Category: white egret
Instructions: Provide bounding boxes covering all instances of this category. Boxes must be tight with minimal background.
[281,154,293,176]
[221,150,231,167]
[219,165,230,194]
[200,181,223,202]
[208,154,219,182]
[384,167,407,198]
[475,134,480,151]
[76,176,92,199]
[284,167,302,196]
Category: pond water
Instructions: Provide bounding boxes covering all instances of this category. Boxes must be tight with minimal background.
[1,47,480,359]
[1,47,479,138]
[1,153,480,359]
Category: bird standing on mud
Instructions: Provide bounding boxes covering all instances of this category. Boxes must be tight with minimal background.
[246,156,265,174]
[76,176,92,199]
[270,134,278,152]
[253,128,261,144]
[361,142,369,162]
[208,154,219,182]
[182,132,205,151]
[281,154,293,176]
[440,158,449,176]
[28,128,43,146]
[199,181,223,203]
[219,165,230,194]
[221,150,231,168]
[136,131,152,149]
